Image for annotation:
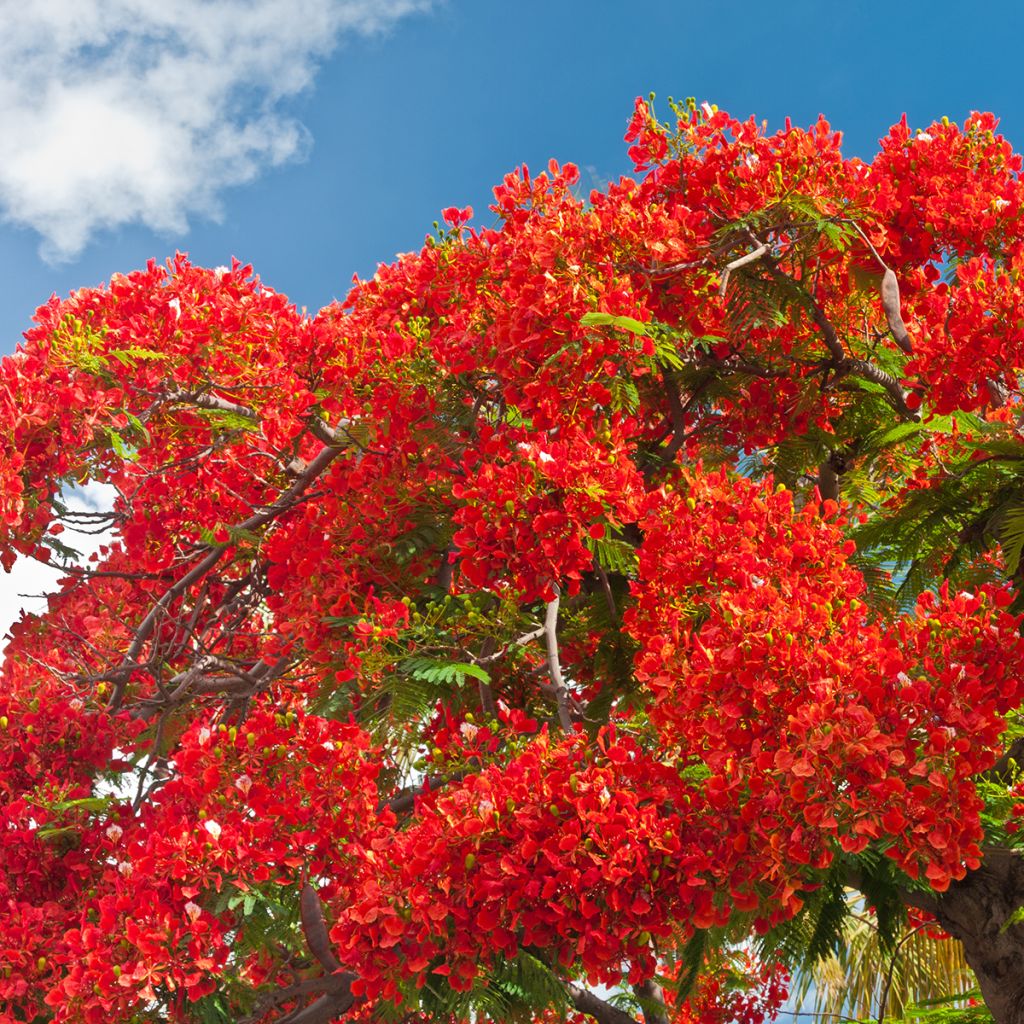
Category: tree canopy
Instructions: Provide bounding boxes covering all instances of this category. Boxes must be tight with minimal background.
[5,99,1024,1023]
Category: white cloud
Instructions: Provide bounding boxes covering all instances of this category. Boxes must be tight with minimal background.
[0,483,116,655]
[0,0,432,260]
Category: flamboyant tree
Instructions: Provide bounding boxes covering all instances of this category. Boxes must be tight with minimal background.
[5,98,1024,1023]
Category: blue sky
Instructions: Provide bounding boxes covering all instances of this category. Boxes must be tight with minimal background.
[4,0,1024,352]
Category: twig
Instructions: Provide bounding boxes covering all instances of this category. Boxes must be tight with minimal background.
[843,219,888,271]
[592,557,619,621]
[877,922,929,1024]
[643,257,709,280]
[110,438,345,710]
[478,625,546,664]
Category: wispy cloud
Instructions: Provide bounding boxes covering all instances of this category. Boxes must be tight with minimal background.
[0,0,432,261]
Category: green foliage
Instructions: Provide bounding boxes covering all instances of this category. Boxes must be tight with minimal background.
[405,949,570,1024]
[108,346,166,367]
[398,656,491,688]
[755,867,850,970]
[580,311,652,336]
[190,991,233,1024]
[608,373,641,413]
[215,882,300,949]
[853,852,907,954]
[585,534,639,577]
[998,505,1024,576]
[781,885,976,1021]
[850,420,1024,611]
[185,407,260,432]
[805,873,853,964]
[897,991,992,1024]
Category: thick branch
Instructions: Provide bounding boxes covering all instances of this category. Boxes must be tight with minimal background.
[163,388,260,422]
[242,974,355,1024]
[657,368,693,466]
[274,977,357,1024]
[567,983,642,1024]
[845,358,917,421]
[381,770,472,815]
[306,415,355,448]
[633,978,670,1024]
[929,849,1024,1022]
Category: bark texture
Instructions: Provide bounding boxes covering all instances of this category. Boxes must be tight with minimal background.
[935,851,1024,1023]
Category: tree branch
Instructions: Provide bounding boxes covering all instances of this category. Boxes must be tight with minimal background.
[381,770,473,815]
[844,358,917,421]
[543,584,574,733]
[633,978,670,1024]
[109,431,346,709]
[478,624,546,664]
[748,232,917,421]
[110,547,223,709]
[163,387,260,422]
[241,973,355,1024]
[274,977,357,1024]
[718,242,770,297]
[987,735,1024,784]
[567,983,642,1024]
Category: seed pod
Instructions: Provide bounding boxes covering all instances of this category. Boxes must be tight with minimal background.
[881,268,913,354]
[986,378,1009,407]
[300,883,344,973]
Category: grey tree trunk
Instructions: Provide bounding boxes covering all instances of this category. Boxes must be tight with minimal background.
[932,850,1024,1023]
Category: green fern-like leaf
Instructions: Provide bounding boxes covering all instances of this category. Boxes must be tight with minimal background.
[998,506,1024,575]
[586,535,639,576]
[805,873,852,964]
[580,311,651,336]
[398,656,491,688]
[609,374,641,413]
